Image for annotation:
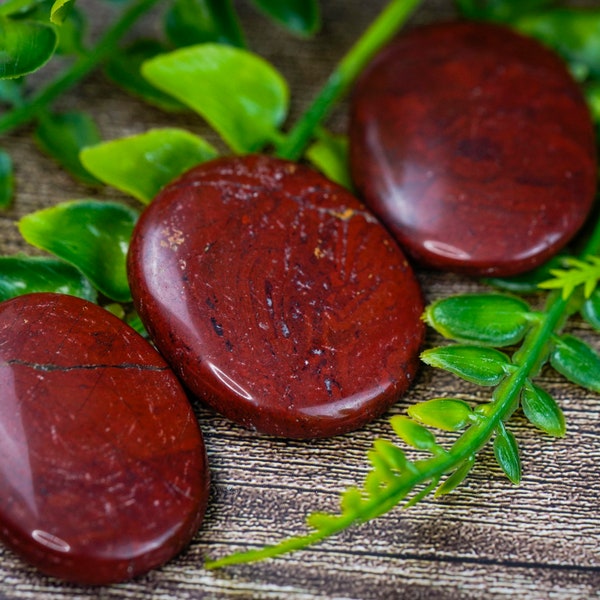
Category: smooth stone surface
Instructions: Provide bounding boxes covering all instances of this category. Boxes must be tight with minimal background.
[0,293,209,585]
[128,155,425,438]
[350,21,597,276]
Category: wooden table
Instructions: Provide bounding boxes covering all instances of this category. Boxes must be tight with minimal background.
[1,0,599,597]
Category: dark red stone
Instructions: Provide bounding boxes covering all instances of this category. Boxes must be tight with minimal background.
[128,155,424,438]
[350,21,597,276]
[0,293,209,585]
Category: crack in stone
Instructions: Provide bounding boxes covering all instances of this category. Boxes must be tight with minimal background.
[1,359,168,373]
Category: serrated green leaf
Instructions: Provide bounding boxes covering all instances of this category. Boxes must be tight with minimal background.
[250,0,320,36]
[105,40,188,112]
[514,9,600,80]
[390,416,437,451]
[0,148,14,209]
[142,44,289,153]
[34,111,101,185]
[424,294,532,347]
[80,128,218,203]
[50,0,74,23]
[493,422,521,484]
[164,0,245,48]
[306,130,351,189]
[550,334,600,393]
[0,17,58,78]
[581,287,600,331]
[408,398,473,432]
[421,345,512,386]
[539,256,600,299]
[0,255,97,302]
[18,200,139,302]
[521,381,565,437]
[372,439,408,471]
[435,455,475,497]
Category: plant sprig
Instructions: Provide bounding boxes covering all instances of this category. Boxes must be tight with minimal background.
[205,224,600,569]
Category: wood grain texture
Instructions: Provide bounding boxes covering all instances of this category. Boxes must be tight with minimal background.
[1,0,599,598]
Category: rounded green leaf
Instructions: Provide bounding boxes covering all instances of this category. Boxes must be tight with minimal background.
[550,334,600,393]
[80,128,218,203]
[142,44,289,153]
[18,200,139,302]
[50,0,74,23]
[408,398,473,432]
[0,148,14,208]
[105,40,188,112]
[306,131,351,189]
[424,294,532,347]
[0,17,58,78]
[581,287,600,331]
[164,0,245,48]
[390,416,437,452]
[421,345,512,386]
[493,422,521,485]
[0,255,97,302]
[250,0,320,36]
[515,9,600,79]
[521,381,565,437]
[34,111,102,185]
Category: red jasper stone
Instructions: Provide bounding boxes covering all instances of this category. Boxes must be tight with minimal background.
[0,293,209,585]
[128,155,424,438]
[350,21,597,276]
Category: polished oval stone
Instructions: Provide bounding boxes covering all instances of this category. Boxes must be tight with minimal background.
[0,293,209,585]
[350,21,597,276]
[128,155,424,438]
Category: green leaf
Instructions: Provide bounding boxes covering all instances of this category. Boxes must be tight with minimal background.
[105,40,188,112]
[50,0,74,23]
[340,487,364,514]
[0,148,14,209]
[142,44,289,153]
[521,381,565,437]
[53,3,85,56]
[0,78,24,106]
[18,200,139,302]
[539,256,600,299]
[0,0,46,17]
[390,416,438,452]
[424,293,532,347]
[80,128,218,203]
[408,398,473,432]
[250,0,320,36]
[0,17,58,78]
[435,455,475,497]
[0,255,96,302]
[550,334,600,393]
[34,111,102,185]
[586,80,600,124]
[164,0,245,48]
[485,255,565,294]
[421,345,512,386]
[493,422,521,484]
[514,9,600,80]
[456,0,553,22]
[581,287,600,331]
[306,130,352,189]
[372,439,408,471]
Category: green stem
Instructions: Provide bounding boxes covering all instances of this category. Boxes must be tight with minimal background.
[275,0,422,161]
[0,0,160,135]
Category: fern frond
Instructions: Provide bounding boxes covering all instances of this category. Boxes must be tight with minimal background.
[539,255,600,299]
